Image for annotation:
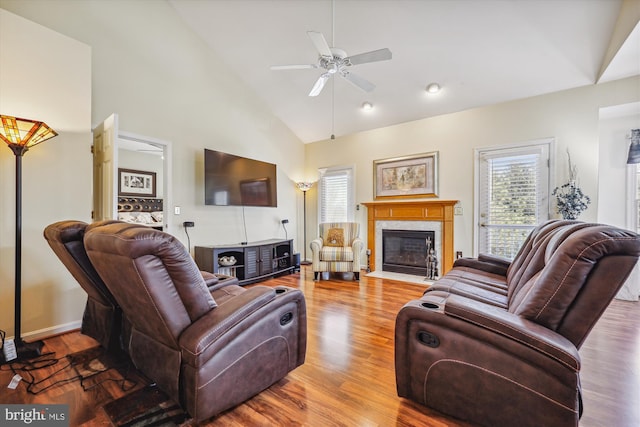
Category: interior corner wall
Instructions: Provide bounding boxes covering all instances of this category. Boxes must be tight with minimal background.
[597,104,640,227]
[304,76,640,259]
[0,9,92,339]
[2,0,305,255]
[1,0,305,338]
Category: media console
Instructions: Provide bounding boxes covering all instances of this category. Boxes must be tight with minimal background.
[194,239,294,285]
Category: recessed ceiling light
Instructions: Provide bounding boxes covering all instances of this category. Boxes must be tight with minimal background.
[362,101,373,110]
[426,83,441,94]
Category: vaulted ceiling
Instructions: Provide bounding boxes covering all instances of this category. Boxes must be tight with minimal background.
[170,0,640,143]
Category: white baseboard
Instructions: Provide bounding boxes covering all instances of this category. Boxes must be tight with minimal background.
[5,321,82,342]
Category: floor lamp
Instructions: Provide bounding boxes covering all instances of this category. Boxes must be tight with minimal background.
[296,182,314,265]
[1,115,58,362]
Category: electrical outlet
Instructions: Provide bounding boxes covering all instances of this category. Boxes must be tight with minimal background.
[183,221,194,228]
[454,206,463,215]
[281,219,289,224]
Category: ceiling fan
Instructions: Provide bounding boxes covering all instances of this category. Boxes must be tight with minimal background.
[271,31,392,97]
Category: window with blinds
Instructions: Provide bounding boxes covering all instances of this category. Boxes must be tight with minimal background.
[318,166,354,223]
[477,142,550,259]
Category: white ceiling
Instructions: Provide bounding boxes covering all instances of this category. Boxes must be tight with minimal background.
[169,0,639,144]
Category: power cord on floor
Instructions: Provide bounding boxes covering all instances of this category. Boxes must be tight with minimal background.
[0,335,136,395]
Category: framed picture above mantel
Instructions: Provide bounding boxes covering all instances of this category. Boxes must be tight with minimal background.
[373,151,438,199]
[118,168,157,197]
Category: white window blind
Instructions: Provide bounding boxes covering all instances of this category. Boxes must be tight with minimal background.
[477,143,550,259]
[319,166,354,223]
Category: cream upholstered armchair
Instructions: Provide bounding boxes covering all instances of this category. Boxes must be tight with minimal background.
[310,222,364,280]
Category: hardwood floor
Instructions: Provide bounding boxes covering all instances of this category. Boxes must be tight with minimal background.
[1,266,638,426]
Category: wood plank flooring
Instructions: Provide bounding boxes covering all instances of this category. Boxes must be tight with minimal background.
[1,266,638,426]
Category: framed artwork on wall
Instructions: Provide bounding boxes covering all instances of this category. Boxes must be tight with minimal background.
[373,151,439,199]
[118,168,157,197]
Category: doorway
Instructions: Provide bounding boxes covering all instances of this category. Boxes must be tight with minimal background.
[92,114,172,232]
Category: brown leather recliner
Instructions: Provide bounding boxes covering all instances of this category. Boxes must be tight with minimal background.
[44,220,124,354]
[395,221,640,427]
[44,220,239,356]
[83,221,306,422]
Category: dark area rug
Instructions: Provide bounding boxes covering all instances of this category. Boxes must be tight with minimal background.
[10,346,124,394]
[102,384,191,426]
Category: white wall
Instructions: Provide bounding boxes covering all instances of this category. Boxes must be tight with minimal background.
[1,0,305,338]
[1,0,306,250]
[0,9,92,339]
[305,76,640,259]
[597,102,640,300]
[597,103,640,227]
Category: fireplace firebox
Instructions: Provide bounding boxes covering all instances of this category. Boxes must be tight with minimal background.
[382,229,436,276]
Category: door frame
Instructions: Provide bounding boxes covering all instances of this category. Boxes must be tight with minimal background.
[118,131,173,232]
[473,138,555,257]
[92,114,173,232]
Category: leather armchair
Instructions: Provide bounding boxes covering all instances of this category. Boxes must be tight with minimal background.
[44,220,123,354]
[82,221,306,422]
[310,222,364,280]
[44,220,238,356]
[395,221,640,427]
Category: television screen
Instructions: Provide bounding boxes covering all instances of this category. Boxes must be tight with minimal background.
[204,149,277,207]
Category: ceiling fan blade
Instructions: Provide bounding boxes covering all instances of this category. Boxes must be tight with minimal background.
[342,72,375,93]
[307,31,333,58]
[309,74,330,97]
[270,64,317,70]
[347,48,392,66]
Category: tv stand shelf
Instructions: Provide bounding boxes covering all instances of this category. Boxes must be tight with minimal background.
[194,239,294,285]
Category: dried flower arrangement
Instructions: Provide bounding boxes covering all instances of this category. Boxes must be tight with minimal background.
[552,150,590,220]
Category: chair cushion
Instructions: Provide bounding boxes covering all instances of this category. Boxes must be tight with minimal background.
[320,246,354,261]
[324,227,345,247]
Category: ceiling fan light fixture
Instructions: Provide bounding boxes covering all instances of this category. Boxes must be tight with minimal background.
[426,83,441,94]
[362,102,373,111]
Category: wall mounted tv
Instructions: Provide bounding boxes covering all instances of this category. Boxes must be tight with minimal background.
[204,149,277,207]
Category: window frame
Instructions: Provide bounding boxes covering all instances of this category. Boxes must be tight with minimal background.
[317,164,356,223]
[473,138,554,258]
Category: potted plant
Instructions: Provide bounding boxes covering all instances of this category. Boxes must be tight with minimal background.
[552,150,590,220]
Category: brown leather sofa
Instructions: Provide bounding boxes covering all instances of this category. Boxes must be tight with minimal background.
[44,220,239,356]
[395,220,640,427]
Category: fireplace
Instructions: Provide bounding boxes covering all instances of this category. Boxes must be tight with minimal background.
[362,200,457,275]
[382,230,436,276]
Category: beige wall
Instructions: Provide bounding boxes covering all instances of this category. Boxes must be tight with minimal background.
[1,1,305,338]
[597,103,640,228]
[1,0,305,248]
[2,0,639,338]
[305,76,640,258]
[0,9,92,339]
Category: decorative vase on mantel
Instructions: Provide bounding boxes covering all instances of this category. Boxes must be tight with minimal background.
[552,150,591,220]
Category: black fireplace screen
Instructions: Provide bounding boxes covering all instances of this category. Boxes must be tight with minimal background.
[382,229,436,276]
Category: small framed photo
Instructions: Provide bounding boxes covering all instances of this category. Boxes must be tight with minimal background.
[118,168,156,197]
[374,151,438,199]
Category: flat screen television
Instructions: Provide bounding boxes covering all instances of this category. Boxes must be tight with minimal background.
[204,149,277,207]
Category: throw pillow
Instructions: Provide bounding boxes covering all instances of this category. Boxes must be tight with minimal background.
[325,228,345,247]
